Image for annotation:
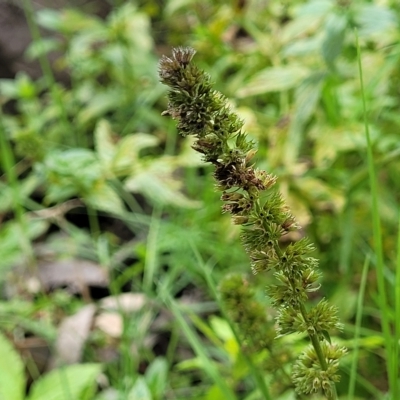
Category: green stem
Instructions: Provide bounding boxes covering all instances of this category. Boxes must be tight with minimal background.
[299,303,338,400]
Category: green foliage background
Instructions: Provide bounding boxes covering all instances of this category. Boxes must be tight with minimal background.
[0,0,399,399]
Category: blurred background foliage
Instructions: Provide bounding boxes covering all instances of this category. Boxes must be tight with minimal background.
[0,0,399,399]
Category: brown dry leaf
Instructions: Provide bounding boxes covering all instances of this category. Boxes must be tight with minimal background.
[95,312,123,338]
[38,259,109,294]
[53,304,96,366]
[99,293,147,313]
[95,293,147,339]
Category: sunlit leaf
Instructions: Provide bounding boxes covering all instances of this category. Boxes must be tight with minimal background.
[112,133,159,176]
[355,4,397,37]
[95,120,116,169]
[0,333,24,400]
[237,65,309,97]
[127,377,152,400]
[322,13,347,68]
[85,181,125,214]
[124,158,201,208]
[27,364,101,400]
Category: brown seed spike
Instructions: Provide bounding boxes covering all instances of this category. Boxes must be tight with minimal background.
[172,47,196,67]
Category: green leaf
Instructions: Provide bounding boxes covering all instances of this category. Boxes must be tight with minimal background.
[94,120,116,169]
[237,66,309,97]
[209,316,233,342]
[84,181,125,215]
[0,79,19,99]
[26,38,61,60]
[0,333,25,400]
[77,88,124,125]
[112,133,159,176]
[355,4,397,37]
[27,363,101,400]
[125,158,201,208]
[322,13,347,69]
[128,377,152,400]
[0,219,50,276]
[36,9,64,31]
[145,358,168,400]
[294,71,327,126]
[322,330,332,344]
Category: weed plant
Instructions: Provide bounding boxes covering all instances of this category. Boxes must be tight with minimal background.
[159,46,346,399]
[1,1,400,399]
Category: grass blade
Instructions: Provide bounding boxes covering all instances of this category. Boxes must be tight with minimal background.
[356,30,394,398]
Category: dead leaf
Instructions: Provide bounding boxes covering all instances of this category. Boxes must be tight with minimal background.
[95,312,123,338]
[38,259,109,295]
[52,304,96,366]
[100,293,146,313]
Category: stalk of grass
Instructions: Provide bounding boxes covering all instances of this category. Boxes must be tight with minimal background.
[348,256,370,400]
[356,32,396,399]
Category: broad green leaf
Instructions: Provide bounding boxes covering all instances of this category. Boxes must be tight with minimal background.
[84,181,125,215]
[28,363,101,400]
[36,9,64,30]
[0,333,24,400]
[0,219,49,275]
[237,66,309,97]
[0,174,40,213]
[112,133,159,176]
[355,4,397,37]
[128,377,152,400]
[42,149,102,203]
[145,358,168,400]
[125,158,201,208]
[26,38,61,60]
[294,71,326,125]
[322,13,347,68]
[296,0,333,18]
[77,88,124,125]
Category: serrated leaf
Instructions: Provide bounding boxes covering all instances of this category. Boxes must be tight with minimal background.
[124,158,201,208]
[294,71,326,125]
[112,133,159,176]
[0,333,25,400]
[84,181,125,215]
[145,358,168,400]
[355,4,397,37]
[322,14,347,68]
[237,66,309,97]
[77,88,124,125]
[27,364,101,400]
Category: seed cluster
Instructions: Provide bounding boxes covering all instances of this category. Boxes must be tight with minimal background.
[159,47,346,398]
